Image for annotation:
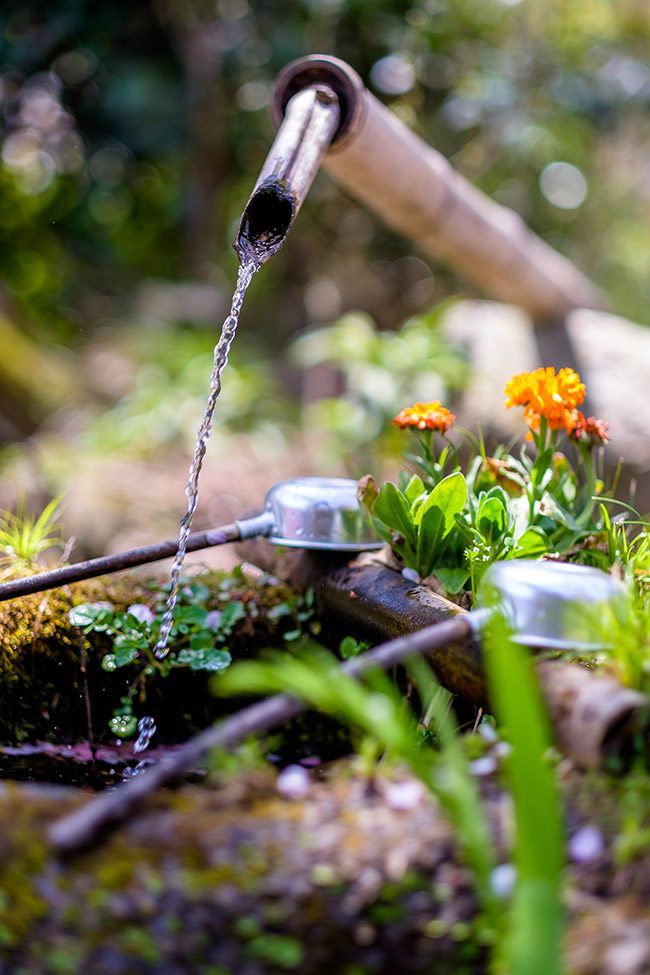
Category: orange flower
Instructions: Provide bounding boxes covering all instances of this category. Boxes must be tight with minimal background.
[504,367,585,434]
[570,411,609,446]
[392,401,456,433]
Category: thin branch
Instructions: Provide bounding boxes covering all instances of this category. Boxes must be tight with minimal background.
[48,616,471,856]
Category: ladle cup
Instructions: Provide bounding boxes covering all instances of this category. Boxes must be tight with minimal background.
[0,477,382,603]
[474,559,630,653]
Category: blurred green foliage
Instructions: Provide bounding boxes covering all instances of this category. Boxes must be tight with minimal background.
[288,305,467,469]
[1,0,649,348]
[1,0,649,520]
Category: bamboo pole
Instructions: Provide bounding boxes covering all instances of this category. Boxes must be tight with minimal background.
[272,56,604,319]
[236,540,650,772]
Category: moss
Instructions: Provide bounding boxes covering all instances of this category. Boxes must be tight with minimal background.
[0,788,51,946]
[0,768,492,972]
[0,575,144,669]
[0,567,310,747]
[0,575,149,744]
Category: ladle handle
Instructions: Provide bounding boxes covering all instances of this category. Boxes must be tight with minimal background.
[0,522,241,602]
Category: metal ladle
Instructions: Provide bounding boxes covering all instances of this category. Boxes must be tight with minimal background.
[0,477,382,603]
[50,558,635,855]
[475,559,630,653]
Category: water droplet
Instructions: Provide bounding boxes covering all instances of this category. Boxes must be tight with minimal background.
[133,715,156,754]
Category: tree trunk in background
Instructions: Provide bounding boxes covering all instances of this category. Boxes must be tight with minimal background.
[0,288,74,440]
[155,2,227,278]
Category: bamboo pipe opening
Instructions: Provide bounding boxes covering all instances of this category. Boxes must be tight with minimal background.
[236,179,295,264]
[235,82,341,264]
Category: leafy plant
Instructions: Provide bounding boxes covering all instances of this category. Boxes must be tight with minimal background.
[361,466,546,593]
[0,496,63,578]
[361,368,614,596]
[69,580,241,675]
[68,568,315,737]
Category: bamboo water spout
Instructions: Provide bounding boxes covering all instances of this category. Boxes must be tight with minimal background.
[235,82,341,264]
[256,55,603,318]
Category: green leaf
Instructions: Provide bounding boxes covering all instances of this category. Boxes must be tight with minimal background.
[173,605,209,626]
[109,714,138,739]
[176,647,232,672]
[513,527,548,559]
[476,495,508,542]
[539,493,581,532]
[68,602,114,631]
[415,472,467,534]
[434,566,470,593]
[373,482,416,547]
[416,505,446,577]
[339,635,367,659]
[182,581,211,602]
[371,517,397,548]
[220,600,246,633]
[188,630,216,651]
[403,474,425,505]
[483,611,564,975]
[112,634,140,667]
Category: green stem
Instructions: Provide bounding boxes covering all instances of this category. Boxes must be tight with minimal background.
[576,445,597,528]
[527,418,550,522]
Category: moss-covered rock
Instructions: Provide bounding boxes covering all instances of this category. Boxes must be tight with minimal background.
[0,762,648,974]
[0,570,313,747]
[0,766,487,974]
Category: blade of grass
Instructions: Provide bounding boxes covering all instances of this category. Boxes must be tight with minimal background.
[483,609,565,975]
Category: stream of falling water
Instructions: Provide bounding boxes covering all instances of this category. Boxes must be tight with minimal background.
[122,715,157,778]
[153,259,259,659]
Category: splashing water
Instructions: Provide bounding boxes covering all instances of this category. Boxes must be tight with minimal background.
[153,260,259,659]
[122,715,157,779]
[133,715,157,754]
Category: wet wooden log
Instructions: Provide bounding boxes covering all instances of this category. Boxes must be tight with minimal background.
[321,560,486,706]
[236,541,650,772]
[536,662,650,773]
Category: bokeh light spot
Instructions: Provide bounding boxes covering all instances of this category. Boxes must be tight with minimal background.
[539,162,588,210]
[370,55,416,96]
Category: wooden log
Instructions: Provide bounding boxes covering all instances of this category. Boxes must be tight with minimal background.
[321,561,485,706]
[536,661,650,773]
[235,540,650,772]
